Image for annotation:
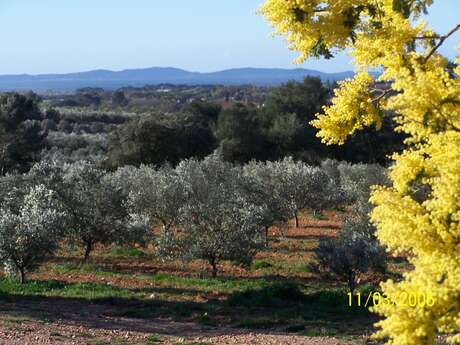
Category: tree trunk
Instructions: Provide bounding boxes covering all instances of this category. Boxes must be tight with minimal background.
[264,226,269,246]
[348,272,356,295]
[162,224,168,238]
[313,209,321,219]
[83,240,93,262]
[210,258,218,278]
[19,267,26,284]
[294,211,299,228]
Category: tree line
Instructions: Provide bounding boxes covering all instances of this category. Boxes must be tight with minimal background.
[0,154,387,288]
[0,78,405,174]
[105,77,405,168]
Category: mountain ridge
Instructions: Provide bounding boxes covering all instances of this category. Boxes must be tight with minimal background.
[0,67,355,91]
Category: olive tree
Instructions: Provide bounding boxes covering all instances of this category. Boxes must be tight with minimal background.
[120,164,186,258]
[62,161,138,260]
[126,165,185,239]
[265,157,334,227]
[174,156,268,277]
[108,165,141,194]
[242,160,292,243]
[0,184,67,283]
[337,162,390,214]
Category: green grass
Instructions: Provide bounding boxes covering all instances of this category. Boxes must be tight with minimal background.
[251,260,273,270]
[50,262,123,277]
[145,334,163,344]
[0,275,378,342]
[251,258,312,275]
[50,262,273,294]
[0,278,138,301]
[104,247,146,258]
[311,211,328,220]
[147,272,271,293]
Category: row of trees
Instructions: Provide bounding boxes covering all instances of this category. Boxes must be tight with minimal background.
[106,77,404,168]
[0,93,45,174]
[44,85,272,113]
[0,81,404,174]
[0,155,387,282]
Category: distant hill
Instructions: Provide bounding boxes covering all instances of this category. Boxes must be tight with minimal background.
[0,67,355,91]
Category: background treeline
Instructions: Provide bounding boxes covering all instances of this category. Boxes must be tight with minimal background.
[42,84,272,113]
[0,77,404,175]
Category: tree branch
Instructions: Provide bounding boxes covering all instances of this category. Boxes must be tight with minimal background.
[372,88,395,103]
[424,23,460,62]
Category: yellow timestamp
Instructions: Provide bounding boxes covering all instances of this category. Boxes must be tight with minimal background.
[347,292,436,308]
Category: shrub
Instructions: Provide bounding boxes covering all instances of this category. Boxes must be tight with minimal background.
[0,185,67,283]
[105,247,146,258]
[252,260,274,270]
[311,217,387,293]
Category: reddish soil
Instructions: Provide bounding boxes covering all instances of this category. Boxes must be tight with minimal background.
[0,212,372,345]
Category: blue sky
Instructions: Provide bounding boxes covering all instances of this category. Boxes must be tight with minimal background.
[0,0,458,75]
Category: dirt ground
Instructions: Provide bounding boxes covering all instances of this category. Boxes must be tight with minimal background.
[0,293,367,345]
[0,211,377,345]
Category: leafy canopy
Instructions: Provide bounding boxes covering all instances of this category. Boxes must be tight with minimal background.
[261,1,460,344]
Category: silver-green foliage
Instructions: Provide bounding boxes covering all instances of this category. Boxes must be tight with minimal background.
[117,164,186,259]
[174,156,268,276]
[313,160,390,292]
[0,184,67,282]
[62,161,138,259]
[126,165,185,234]
[245,157,339,227]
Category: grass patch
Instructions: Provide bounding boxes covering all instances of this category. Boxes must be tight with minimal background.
[311,211,328,220]
[50,262,274,294]
[251,258,312,275]
[225,284,375,334]
[145,334,163,344]
[50,262,121,277]
[148,273,271,294]
[0,278,137,301]
[252,260,273,270]
[105,247,146,258]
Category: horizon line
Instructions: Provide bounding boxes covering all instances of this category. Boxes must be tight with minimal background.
[0,65,356,77]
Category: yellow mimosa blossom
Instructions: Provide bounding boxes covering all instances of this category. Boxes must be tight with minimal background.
[260,0,459,344]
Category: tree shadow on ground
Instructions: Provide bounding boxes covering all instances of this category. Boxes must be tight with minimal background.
[0,278,378,338]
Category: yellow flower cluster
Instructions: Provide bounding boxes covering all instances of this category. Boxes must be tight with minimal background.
[311,71,381,144]
[260,1,459,344]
